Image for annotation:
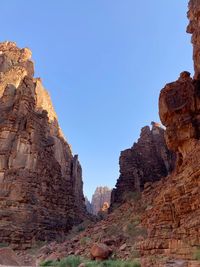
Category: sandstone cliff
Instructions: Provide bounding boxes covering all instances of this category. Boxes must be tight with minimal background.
[110,122,176,208]
[0,41,88,248]
[135,1,200,264]
[85,187,111,215]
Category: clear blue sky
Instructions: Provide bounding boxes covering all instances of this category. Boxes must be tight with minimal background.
[1,1,193,200]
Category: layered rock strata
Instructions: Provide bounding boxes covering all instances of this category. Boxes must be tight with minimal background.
[138,70,200,263]
[0,41,88,248]
[110,122,176,207]
[187,0,200,79]
[137,1,200,263]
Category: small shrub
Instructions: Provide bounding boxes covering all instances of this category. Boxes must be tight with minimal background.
[67,220,91,239]
[40,256,141,267]
[97,211,108,221]
[80,237,91,246]
[131,250,138,259]
[124,210,132,218]
[76,220,91,233]
[194,246,200,261]
[130,215,140,224]
[122,191,141,203]
[0,243,9,248]
[126,224,147,241]
[126,222,137,234]
[94,233,101,240]
[40,256,83,266]
[40,260,55,266]
[114,209,121,216]
[137,227,147,238]
[111,203,121,211]
[105,223,121,236]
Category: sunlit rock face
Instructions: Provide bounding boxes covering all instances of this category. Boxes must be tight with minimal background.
[110,122,176,208]
[0,41,88,249]
[159,71,200,161]
[158,0,200,162]
[87,187,111,215]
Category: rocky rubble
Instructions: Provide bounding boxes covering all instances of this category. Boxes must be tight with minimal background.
[110,122,176,208]
[0,41,89,249]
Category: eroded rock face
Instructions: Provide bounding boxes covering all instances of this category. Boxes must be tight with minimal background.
[110,122,176,207]
[159,71,200,160]
[91,187,112,215]
[187,0,200,79]
[85,196,92,214]
[0,41,88,248]
[137,1,200,262]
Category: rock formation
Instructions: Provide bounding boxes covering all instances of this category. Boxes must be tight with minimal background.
[85,196,92,214]
[101,201,109,213]
[0,41,88,248]
[110,122,176,207]
[138,69,200,263]
[85,187,112,215]
[91,186,112,215]
[187,0,200,79]
[136,1,200,263]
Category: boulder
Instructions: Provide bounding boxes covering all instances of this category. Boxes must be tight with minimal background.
[90,243,112,261]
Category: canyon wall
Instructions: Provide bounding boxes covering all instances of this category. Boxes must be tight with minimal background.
[85,196,92,214]
[110,122,176,208]
[0,41,88,248]
[137,1,200,262]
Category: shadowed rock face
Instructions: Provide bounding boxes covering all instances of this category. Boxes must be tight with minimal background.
[187,0,200,79]
[110,122,176,207]
[136,1,200,262]
[85,196,92,214]
[0,41,88,248]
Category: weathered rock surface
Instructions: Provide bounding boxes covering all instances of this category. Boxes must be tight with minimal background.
[187,0,200,79]
[101,201,109,213]
[0,41,89,248]
[90,243,111,261]
[110,122,176,207]
[85,196,92,214]
[0,247,21,266]
[91,186,112,215]
[137,1,200,264]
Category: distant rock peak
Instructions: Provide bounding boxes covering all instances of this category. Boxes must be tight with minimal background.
[85,186,112,215]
